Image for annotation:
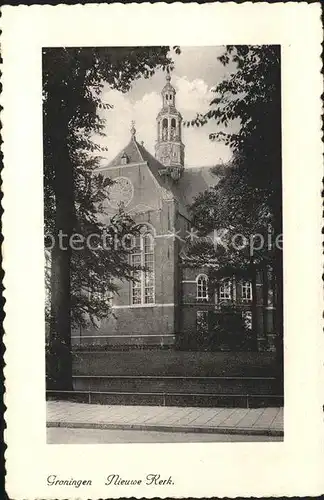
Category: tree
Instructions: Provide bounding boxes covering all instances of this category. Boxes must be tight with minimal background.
[189,45,281,219]
[187,159,273,351]
[43,47,178,390]
[187,46,283,374]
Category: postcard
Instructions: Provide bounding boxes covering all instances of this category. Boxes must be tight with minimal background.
[2,2,323,498]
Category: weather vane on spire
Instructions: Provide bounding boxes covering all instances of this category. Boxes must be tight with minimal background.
[130,120,136,138]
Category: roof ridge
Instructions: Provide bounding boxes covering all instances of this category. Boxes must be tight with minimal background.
[106,137,146,168]
[132,137,145,163]
[135,141,166,171]
[105,141,129,168]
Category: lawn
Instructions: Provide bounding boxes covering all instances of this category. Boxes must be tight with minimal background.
[73,350,278,377]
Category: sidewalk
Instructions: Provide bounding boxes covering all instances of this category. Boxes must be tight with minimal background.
[47,401,283,437]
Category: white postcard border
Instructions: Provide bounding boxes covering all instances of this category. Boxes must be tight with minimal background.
[2,3,324,498]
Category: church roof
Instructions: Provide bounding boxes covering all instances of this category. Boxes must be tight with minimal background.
[104,135,224,218]
[106,136,146,167]
[136,141,191,219]
[102,101,227,222]
[103,135,188,215]
[136,140,166,177]
[178,166,222,205]
[106,136,167,187]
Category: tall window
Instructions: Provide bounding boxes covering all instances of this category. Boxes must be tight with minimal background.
[241,280,252,302]
[131,228,155,305]
[162,118,168,141]
[219,279,232,301]
[171,118,176,139]
[197,274,208,300]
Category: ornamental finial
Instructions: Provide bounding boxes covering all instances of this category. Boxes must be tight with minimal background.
[130,120,136,138]
[166,68,171,83]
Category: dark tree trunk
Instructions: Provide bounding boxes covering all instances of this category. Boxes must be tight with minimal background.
[273,43,284,391]
[47,121,74,391]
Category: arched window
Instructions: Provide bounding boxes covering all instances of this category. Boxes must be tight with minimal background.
[162,118,168,141]
[170,118,176,140]
[130,226,155,305]
[219,279,232,301]
[197,274,208,301]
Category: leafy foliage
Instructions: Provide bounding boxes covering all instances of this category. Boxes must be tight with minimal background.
[186,45,283,368]
[186,46,282,276]
[187,161,274,278]
[44,47,175,325]
[43,47,176,388]
[194,45,281,205]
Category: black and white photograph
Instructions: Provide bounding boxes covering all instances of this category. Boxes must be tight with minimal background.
[3,3,323,499]
[44,44,284,444]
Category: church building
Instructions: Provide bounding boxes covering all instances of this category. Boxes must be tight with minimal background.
[72,74,277,352]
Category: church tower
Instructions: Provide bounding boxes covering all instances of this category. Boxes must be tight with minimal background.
[155,73,185,181]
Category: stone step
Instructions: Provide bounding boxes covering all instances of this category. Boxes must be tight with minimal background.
[48,389,283,408]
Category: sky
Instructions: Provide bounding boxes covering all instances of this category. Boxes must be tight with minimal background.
[94,46,238,168]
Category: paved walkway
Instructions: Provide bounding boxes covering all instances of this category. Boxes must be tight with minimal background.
[47,401,283,436]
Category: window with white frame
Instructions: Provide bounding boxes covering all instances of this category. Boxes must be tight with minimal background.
[219,279,232,301]
[130,228,155,305]
[197,274,208,300]
[241,280,252,302]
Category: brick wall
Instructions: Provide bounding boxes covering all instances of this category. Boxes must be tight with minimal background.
[73,163,178,346]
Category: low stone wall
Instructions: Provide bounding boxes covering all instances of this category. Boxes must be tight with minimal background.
[72,350,278,378]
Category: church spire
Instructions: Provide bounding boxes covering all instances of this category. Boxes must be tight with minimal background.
[161,71,176,109]
[155,72,185,181]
